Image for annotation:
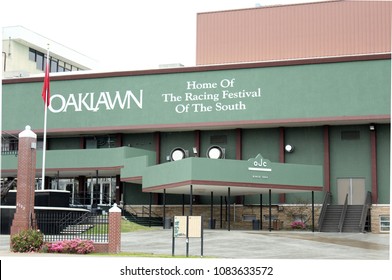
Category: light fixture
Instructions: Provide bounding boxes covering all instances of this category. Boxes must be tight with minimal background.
[170,147,188,161]
[369,124,375,131]
[285,144,294,153]
[206,145,225,159]
[192,147,198,155]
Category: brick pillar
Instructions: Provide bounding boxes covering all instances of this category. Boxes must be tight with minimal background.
[108,203,121,254]
[10,125,37,237]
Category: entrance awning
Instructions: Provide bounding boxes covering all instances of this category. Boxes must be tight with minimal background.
[124,154,323,196]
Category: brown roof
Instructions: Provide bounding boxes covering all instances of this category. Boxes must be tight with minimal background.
[196,0,392,65]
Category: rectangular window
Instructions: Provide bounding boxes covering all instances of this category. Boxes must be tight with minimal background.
[36,53,44,70]
[1,138,18,154]
[29,48,36,61]
[64,63,71,72]
[380,216,390,232]
[50,59,58,72]
[28,47,79,73]
[242,214,256,221]
[293,214,307,222]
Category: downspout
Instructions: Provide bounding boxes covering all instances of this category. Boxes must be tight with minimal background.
[2,52,6,72]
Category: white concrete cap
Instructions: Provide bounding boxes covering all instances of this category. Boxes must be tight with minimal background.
[109,203,121,212]
[19,125,37,138]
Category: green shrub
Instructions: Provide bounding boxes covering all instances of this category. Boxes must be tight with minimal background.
[11,229,44,253]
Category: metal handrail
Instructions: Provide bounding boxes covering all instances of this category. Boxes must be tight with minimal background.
[318,192,331,231]
[126,205,160,218]
[359,191,372,232]
[338,194,348,232]
[58,211,90,231]
[1,179,16,200]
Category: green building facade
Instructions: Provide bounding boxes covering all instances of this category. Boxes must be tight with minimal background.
[2,55,390,227]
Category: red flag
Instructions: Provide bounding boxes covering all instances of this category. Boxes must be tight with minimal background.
[41,62,50,106]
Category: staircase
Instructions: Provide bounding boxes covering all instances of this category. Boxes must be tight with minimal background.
[122,209,163,227]
[319,205,343,232]
[1,179,16,202]
[342,205,363,232]
[318,191,372,233]
[60,224,94,234]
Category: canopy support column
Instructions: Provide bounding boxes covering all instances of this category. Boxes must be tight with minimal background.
[228,187,231,231]
[260,194,263,230]
[269,189,272,232]
[312,191,315,232]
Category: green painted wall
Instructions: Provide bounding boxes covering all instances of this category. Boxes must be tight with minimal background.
[241,128,280,204]
[200,130,237,159]
[377,124,390,204]
[2,59,390,132]
[160,131,195,163]
[241,128,280,162]
[123,133,155,151]
[123,183,150,205]
[49,137,80,150]
[284,127,325,203]
[142,157,323,191]
[329,125,372,203]
[2,59,390,206]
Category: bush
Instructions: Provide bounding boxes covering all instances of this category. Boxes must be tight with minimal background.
[290,221,306,230]
[44,239,95,254]
[11,229,44,253]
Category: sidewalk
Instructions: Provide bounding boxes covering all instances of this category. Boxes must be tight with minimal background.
[120,229,390,259]
[1,229,389,259]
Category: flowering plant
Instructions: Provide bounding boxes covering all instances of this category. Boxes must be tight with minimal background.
[11,229,44,253]
[290,221,306,230]
[44,239,95,254]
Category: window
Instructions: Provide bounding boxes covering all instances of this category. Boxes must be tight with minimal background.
[1,138,18,154]
[36,52,44,70]
[29,49,36,61]
[28,47,81,72]
[380,216,390,232]
[50,59,58,72]
[293,214,307,222]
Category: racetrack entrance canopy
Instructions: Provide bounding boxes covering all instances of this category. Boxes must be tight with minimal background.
[122,154,324,196]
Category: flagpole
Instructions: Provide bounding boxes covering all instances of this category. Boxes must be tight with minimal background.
[41,45,49,190]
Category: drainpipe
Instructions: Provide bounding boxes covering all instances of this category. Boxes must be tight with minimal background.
[2,52,6,72]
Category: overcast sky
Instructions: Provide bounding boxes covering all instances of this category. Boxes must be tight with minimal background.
[1,0,322,71]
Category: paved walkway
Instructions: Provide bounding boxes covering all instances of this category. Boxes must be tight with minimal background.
[0,229,389,259]
[120,229,390,259]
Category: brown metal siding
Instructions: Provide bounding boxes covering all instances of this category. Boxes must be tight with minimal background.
[196,1,392,65]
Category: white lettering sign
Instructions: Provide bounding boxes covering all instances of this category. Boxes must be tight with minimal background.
[49,90,143,113]
[162,78,263,114]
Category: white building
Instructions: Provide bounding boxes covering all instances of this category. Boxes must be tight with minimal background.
[2,25,97,78]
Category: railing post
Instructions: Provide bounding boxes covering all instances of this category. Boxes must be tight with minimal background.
[338,194,348,233]
[359,191,372,232]
[108,203,122,254]
[318,192,331,232]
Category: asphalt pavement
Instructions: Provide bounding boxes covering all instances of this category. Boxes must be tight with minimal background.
[1,228,389,259]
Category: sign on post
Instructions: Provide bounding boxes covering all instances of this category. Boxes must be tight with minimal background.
[172,216,203,257]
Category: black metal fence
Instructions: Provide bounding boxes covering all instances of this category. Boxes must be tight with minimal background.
[36,210,108,243]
